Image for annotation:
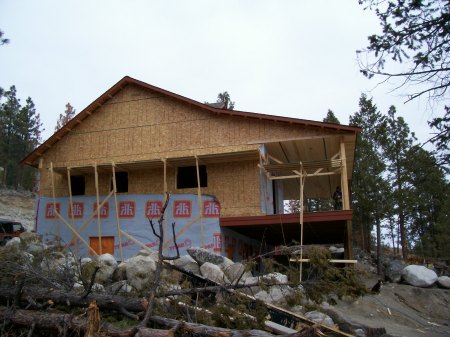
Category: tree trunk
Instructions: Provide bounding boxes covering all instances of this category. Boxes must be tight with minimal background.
[0,306,172,337]
[376,217,381,275]
[0,285,147,313]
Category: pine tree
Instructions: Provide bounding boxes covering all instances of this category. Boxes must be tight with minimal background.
[55,102,76,131]
[0,86,42,189]
[350,94,388,257]
[406,146,449,259]
[323,109,340,124]
[380,106,416,259]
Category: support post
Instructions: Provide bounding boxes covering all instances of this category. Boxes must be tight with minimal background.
[94,163,102,255]
[340,138,350,210]
[299,162,306,282]
[49,162,60,240]
[66,167,78,257]
[112,163,123,261]
[195,156,204,248]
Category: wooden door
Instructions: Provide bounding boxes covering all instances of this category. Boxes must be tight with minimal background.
[89,236,115,255]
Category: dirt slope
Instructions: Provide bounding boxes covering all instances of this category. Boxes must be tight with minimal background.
[0,188,35,230]
[331,280,450,337]
[1,188,449,336]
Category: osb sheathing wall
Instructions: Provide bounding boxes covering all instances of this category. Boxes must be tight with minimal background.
[41,160,261,217]
[38,84,343,216]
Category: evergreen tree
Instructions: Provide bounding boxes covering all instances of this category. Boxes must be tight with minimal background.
[217,92,235,110]
[358,0,449,166]
[0,86,42,189]
[323,109,340,124]
[380,106,416,259]
[406,146,449,259]
[55,102,76,131]
[350,94,388,255]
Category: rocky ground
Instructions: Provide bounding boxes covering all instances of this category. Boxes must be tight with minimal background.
[0,188,449,337]
[0,188,35,230]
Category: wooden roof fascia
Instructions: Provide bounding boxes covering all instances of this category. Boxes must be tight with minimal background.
[21,75,361,167]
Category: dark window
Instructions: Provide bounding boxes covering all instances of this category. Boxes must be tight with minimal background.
[177,165,207,189]
[70,175,85,196]
[114,172,128,193]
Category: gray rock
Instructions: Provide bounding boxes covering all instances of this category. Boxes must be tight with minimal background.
[95,253,118,284]
[262,272,288,284]
[20,231,41,244]
[124,255,157,291]
[304,311,334,327]
[199,262,230,284]
[26,243,46,255]
[402,265,437,287]
[254,285,294,305]
[112,262,128,281]
[5,237,21,248]
[173,255,200,274]
[354,328,365,337]
[222,262,252,283]
[385,258,405,283]
[187,247,227,266]
[137,248,159,261]
[437,276,450,289]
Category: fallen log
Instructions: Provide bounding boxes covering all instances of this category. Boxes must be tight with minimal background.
[0,285,147,313]
[150,315,277,337]
[0,306,173,337]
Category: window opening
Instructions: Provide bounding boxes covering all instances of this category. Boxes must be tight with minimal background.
[70,175,85,196]
[177,165,207,189]
[113,172,128,193]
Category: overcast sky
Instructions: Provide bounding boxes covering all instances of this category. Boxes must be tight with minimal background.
[0,1,442,144]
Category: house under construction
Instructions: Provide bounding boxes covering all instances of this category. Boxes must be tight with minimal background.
[21,76,360,262]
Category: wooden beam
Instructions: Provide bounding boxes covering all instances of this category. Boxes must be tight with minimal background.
[112,162,124,261]
[94,163,102,255]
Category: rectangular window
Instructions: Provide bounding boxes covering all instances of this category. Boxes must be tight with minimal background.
[177,165,207,189]
[113,172,128,193]
[70,175,85,196]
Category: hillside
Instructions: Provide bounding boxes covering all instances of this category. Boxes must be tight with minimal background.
[0,188,35,230]
[0,188,449,336]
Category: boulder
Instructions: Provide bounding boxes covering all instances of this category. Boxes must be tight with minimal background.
[137,248,159,261]
[96,253,118,284]
[222,262,252,284]
[173,255,200,274]
[437,276,450,289]
[20,231,41,244]
[5,237,21,248]
[26,243,46,256]
[385,258,405,283]
[199,262,230,284]
[112,262,128,281]
[124,255,157,292]
[254,285,294,305]
[262,272,288,284]
[402,265,438,287]
[187,248,232,267]
[304,311,335,327]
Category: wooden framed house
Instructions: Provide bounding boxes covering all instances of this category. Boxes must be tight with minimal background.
[22,76,360,262]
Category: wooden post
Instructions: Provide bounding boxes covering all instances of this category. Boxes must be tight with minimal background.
[195,156,204,248]
[340,138,350,210]
[162,158,168,245]
[94,163,102,255]
[299,162,306,282]
[66,167,78,257]
[112,163,123,261]
[49,162,60,240]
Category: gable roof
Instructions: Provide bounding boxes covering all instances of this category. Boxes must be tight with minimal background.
[21,76,361,167]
